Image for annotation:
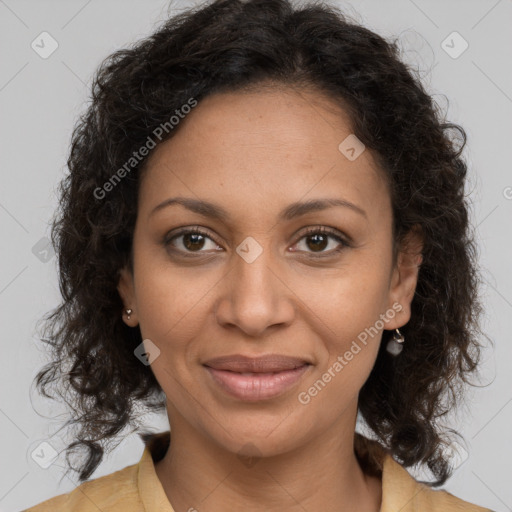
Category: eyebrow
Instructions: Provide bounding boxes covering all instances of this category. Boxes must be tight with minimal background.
[149,196,367,221]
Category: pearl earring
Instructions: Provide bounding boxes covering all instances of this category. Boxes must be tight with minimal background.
[386,328,405,356]
[124,308,133,320]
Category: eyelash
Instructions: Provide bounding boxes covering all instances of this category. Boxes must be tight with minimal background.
[164,226,351,259]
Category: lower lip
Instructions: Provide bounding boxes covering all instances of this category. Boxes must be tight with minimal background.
[204,364,310,401]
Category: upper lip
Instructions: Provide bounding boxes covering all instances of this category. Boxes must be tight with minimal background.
[203,354,311,373]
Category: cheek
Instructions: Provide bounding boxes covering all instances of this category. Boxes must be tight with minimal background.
[296,257,392,336]
[133,245,215,337]
[132,254,223,392]
[132,261,210,401]
[292,258,391,381]
[295,274,386,414]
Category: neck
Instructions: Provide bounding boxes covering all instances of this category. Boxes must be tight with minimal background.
[153,408,382,512]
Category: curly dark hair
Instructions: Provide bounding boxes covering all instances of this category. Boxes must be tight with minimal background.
[34,0,487,486]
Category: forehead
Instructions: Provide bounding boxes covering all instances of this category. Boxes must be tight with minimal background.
[138,87,391,225]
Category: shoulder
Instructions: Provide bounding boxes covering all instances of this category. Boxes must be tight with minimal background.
[354,434,493,512]
[22,458,142,512]
[381,452,493,512]
[21,432,171,512]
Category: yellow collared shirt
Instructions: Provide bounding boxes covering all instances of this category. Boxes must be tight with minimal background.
[23,432,493,512]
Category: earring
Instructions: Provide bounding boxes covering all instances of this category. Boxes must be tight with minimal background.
[386,328,405,356]
[124,308,133,320]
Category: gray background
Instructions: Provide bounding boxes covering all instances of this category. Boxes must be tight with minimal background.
[0,0,511,511]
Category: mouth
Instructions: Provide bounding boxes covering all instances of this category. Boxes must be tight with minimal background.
[203,354,311,373]
[203,354,312,401]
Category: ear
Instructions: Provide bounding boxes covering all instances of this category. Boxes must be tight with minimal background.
[117,265,138,327]
[385,225,424,329]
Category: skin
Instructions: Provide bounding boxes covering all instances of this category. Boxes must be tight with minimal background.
[118,84,423,512]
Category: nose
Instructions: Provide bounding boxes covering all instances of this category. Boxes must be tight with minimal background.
[214,242,295,338]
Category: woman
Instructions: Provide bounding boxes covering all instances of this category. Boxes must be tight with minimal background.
[24,0,493,510]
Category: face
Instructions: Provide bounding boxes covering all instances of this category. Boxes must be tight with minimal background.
[118,85,422,458]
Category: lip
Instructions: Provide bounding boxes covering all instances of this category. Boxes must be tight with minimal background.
[203,354,312,401]
[203,354,311,372]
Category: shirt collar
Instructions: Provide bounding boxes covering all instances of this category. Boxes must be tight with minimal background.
[137,432,175,512]
[137,430,427,512]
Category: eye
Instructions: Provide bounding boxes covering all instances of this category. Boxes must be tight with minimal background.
[291,226,351,258]
[164,226,351,258]
[164,227,222,256]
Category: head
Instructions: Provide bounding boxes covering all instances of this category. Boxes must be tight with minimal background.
[35,0,484,486]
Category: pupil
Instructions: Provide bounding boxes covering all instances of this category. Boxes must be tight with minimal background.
[184,233,205,251]
[308,234,327,252]
[182,233,328,252]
